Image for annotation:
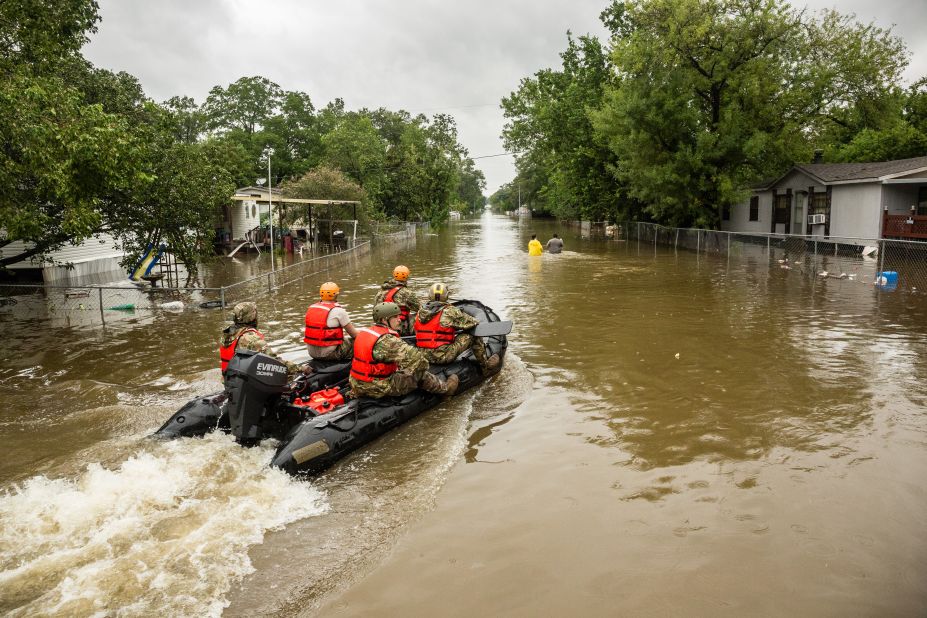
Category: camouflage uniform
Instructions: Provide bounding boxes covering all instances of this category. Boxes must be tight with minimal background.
[349,330,451,399]
[374,280,421,336]
[415,301,490,367]
[220,302,301,377]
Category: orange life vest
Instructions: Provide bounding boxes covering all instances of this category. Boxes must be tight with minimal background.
[219,327,263,373]
[414,308,456,349]
[383,286,409,321]
[350,325,399,382]
[303,301,345,346]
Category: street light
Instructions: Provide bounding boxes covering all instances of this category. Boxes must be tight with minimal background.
[262,147,276,271]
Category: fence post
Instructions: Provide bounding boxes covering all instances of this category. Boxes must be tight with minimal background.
[267,273,272,294]
[877,239,886,289]
[728,233,731,260]
[98,287,105,325]
[675,229,679,250]
[697,229,701,253]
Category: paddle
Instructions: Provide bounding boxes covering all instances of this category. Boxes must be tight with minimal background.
[399,320,513,340]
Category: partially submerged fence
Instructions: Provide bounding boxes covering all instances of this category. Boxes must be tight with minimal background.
[0,224,419,328]
[628,222,927,294]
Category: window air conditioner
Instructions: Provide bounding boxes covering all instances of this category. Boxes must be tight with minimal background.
[808,213,827,225]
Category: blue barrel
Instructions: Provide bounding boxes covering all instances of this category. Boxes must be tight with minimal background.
[876,271,898,289]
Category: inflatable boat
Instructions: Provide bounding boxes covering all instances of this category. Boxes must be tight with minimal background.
[153,300,508,476]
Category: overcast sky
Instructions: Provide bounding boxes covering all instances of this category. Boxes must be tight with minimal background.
[83,0,927,195]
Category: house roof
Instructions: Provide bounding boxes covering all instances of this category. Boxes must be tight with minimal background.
[794,156,927,183]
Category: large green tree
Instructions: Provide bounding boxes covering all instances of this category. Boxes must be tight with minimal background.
[503,32,623,221]
[591,0,908,227]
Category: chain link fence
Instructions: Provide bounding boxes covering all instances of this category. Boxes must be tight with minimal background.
[628,222,927,294]
[0,224,421,328]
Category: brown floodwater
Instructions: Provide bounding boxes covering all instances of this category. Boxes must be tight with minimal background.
[1,214,926,616]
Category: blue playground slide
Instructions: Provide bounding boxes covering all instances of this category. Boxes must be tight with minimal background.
[129,244,165,281]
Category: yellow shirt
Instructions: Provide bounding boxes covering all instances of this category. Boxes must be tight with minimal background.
[528,239,543,256]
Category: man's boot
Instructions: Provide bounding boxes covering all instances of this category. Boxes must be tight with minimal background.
[443,374,460,397]
[483,354,501,372]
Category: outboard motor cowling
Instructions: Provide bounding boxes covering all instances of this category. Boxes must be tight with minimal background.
[224,351,289,446]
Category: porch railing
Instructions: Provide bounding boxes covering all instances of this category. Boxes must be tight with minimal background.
[883,214,927,240]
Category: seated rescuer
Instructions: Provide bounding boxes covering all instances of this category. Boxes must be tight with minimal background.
[545,233,563,254]
[373,265,420,336]
[349,302,459,399]
[304,281,358,361]
[220,301,306,378]
[414,283,500,373]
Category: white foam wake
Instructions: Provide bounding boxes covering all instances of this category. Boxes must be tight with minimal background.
[0,432,327,617]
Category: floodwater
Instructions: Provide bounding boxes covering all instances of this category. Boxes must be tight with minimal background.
[1,214,926,616]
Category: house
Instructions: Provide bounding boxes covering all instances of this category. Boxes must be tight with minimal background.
[0,233,125,283]
[722,156,927,241]
[221,186,281,243]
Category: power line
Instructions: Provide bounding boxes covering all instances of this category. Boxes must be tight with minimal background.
[472,151,523,160]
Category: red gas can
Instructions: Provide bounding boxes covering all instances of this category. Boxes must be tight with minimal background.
[293,387,345,414]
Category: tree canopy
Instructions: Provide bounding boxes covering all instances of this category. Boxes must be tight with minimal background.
[1,0,484,274]
[501,0,920,227]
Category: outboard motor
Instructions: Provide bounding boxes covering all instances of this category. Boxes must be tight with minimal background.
[224,351,289,446]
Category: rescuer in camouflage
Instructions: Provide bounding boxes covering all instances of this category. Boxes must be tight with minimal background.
[220,301,304,377]
[414,283,500,373]
[373,265,421,336]
[348,302,459,399]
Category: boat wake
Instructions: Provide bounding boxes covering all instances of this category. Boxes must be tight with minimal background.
[0,432,327,617]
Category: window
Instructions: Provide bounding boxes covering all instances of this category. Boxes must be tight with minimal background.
[749,196,759,221]
[774,193,790,224]
[810,193,828,215]
[918,186,927,216]
[722,203,731,221]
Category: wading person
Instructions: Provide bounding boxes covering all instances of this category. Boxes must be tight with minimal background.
[528,233,543,256]
[414,282,500,373]
[545,233,563,254]
[220,301,304,378]
[349,302,459,399]
[304,281,358,361]
[373,265,420,336]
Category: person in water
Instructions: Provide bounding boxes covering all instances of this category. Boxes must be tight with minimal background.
[413,282,500,374]
[219,301,304,377]
[373,265,421,336]
[349,302,459,399]
[528,233,543,256]
[303,281,358,361]
[545,233,563,254]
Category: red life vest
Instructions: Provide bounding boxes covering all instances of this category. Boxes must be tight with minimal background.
[414,308,456,349]
[303,301,345,346]
[383,286,409,321]
[219,327,263,373]
[350,325,399,382]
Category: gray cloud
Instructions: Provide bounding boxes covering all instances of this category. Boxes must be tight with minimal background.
[83,0,926,194]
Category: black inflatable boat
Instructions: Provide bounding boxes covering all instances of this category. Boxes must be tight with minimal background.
[153,300,508,476]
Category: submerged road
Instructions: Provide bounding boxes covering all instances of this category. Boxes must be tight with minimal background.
[1,214,926,616]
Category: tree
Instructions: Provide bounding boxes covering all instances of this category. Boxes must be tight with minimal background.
[164,95,205,144]
[106,139,234,282]
[591,0,908,227]
[321,113,387,206]
[202,76,284,135]
[456,160,487,214]
[503,32,623,221]
[826,79,927,162]
[0,72,142,268]
[279,166,370,226]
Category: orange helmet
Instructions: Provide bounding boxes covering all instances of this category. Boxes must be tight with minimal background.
[320,281,340,301]
[393,265,410,282]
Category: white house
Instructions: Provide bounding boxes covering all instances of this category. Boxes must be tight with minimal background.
[0,233,125,283]
[722,156,927,241]
[222,186,281,243]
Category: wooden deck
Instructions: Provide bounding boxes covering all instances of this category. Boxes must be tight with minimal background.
[883,214,927,240]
